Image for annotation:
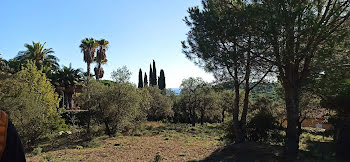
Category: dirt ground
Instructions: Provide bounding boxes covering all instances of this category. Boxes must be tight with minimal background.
[26,135,220,162]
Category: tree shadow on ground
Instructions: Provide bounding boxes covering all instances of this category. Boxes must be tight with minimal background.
[299,140,336,161]
[200,142,282,162]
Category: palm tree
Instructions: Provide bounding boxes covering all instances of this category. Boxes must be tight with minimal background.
[94,39,109,80]
[16,42,59,72]
[52,65,83,109]
[79,38,98,81]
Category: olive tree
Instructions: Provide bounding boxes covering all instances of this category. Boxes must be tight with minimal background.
[79,81,146,136]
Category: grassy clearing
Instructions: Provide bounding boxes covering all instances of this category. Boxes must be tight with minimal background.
[26,122,336,161]
[26,122,224,162]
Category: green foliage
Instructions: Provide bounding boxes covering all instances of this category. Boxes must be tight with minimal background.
[0,62,66,149]
[247,110,280,143]
[16,42,59,74]
[144,72,148,87]
[138,68,143,88]
[50,65,83,109]
[32,147,43,155]
[78,81,147,136]
[158,69,166,90]
[151,60,157,86]
[111,65,132,83]
[176,77,222,125]
[94,39,109,80]
[61,110,90,127]
[145,86,173,121]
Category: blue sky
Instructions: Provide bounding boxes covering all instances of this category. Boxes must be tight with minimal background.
[0,0,214,88]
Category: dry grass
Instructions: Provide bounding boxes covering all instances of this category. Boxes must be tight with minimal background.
[26,122,223,162]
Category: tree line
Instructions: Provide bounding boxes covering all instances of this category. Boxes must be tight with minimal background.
[138,60,166,90]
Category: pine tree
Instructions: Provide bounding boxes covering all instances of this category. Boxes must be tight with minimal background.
[138,69,143,88]
[144,72,148,87]
[158,69,166,90]
[152,60,157,86]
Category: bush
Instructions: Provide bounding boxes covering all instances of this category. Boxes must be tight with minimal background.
[223,119,235,143]
[78,81,147,136]
[0,62,66,149]
[247,110,280,143]
[145,86,173,121]
[61,110,90,127]
[32,147,42,155]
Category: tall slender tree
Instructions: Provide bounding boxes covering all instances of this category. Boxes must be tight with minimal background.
[79,38,98,80]
[149,64,153,86]
[152,60,157,86]
[158,69,166,90]
[95,39,109,80]
[144,72,148,87]
[138,69,143,88]
[79,38,98,134]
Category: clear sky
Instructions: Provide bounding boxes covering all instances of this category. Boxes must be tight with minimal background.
[0,0,214,88]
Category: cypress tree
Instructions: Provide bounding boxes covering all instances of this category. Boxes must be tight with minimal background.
[149,64,153,86]
[138,69,143,88]
[158,69,166,90]
[144,72,148,87]
[152,60,157,86]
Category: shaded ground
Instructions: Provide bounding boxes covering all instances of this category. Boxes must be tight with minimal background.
[202,142,281,162]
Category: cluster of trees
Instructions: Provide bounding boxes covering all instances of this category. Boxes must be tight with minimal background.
[0,38,112,148]
[138,60,166,90]
[79,38,109,81]
[77,71,173,134]
[182,0,349,160]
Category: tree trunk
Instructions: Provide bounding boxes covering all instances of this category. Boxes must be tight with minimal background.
[104,121,112,136]
[87,63,91,79]
[200,109,204,125]
[239,88,250,143]
[67,92,73,110]
[240,52,251,143]
[191,107,196,127]
[86,62,91,134]
[64,92,69,109]
[233,66,242,143]
[96,63,101,81]
[335,116,350,161]
[283,85,301,161]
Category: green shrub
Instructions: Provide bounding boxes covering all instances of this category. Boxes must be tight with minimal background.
[247,110,280,143]
[61,110,90,127]
[223,119,235,143]
[0,62,66,149]
[32,147,42,155]
[83,138,102,148]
